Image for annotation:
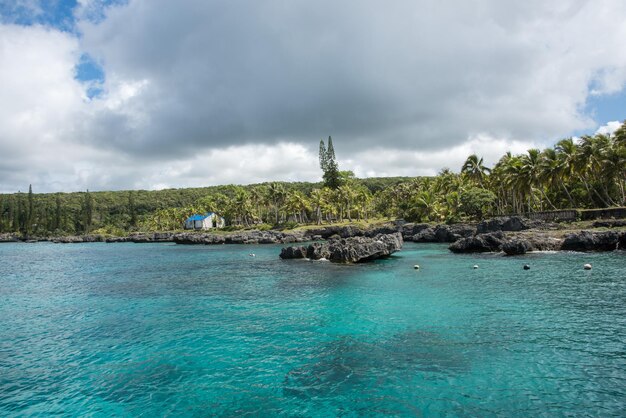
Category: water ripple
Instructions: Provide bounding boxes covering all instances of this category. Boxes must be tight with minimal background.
[0,242,624,416]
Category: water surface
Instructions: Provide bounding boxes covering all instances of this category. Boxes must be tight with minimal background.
[0,242,624,416]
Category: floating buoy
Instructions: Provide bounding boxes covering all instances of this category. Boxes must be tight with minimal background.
[473,265,479,269]
[249,253,256,257]
[583,263,592,270]
[523,264,530,270]
[414,264,420,270]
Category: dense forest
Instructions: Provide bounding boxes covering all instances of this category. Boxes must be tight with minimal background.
[1,122,624,236]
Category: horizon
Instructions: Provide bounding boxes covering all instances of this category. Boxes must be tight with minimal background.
[1,1,626,194]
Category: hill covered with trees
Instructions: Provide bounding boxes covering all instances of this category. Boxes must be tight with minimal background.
[0,121,624,237]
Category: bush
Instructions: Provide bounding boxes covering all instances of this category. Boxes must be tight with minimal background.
[459,187,496,220]
[278,221,299,230]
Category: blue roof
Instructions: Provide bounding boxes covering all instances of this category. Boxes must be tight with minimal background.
[186,214,208,221]
[186,212,221,222]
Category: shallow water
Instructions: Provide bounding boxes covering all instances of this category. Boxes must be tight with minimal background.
[0,242,624,416]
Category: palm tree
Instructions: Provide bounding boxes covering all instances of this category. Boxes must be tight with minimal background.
[614,120,626,147]
[285,191,310,224]
[249,186,266,224]
[309,189,326,224]
[338,184,358,222]
[600,139,626,205]
[266,183,286,224]
[575,135,611,207]
[490,152,513,214]
[461,154,491,188]
[413,190,440,222]
[520,148,556,210]
[232,187,253,226]
[554,138,579,207]
[539,148,571,208]
[354,186,373,220]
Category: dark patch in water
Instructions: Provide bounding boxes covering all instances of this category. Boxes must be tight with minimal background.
[98,361,185,404]
[283,330,469,400]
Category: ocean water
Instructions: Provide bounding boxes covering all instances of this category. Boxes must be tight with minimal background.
[0,242,624,417]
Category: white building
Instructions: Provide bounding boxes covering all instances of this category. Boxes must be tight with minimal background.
[184,213,225,230]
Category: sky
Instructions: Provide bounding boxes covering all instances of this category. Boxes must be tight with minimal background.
[0,0,625,193]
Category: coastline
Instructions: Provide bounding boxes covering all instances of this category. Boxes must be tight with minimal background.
[1,216,625,254]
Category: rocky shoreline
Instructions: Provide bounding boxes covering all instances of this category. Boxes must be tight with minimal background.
[448,218,626,255]
[1,216,625,255]
[279,232,403,263]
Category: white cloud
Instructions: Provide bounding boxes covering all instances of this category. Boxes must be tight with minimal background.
[1,1,626,193]
[595,120,623,136]
[347,134,537,178]
[0,24,89,190]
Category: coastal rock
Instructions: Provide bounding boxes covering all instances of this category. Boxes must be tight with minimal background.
[501,239,532,256]
[401,223,430,241]
[174,233,226,244]
[592,219,626,228]
[448,231,506,253]
[413,224,475,243]
[0,233,20,242]
[302,223,403,240]
[560,231,620,252]
[477,216,528,234]
[302,225,365,239]
[618,231,626,249]
[279,246,308,259]
[173,230,307,245]
[412,228,436,242]
[366,224,400,237]
[280,232,403,263]
[52,235,106,243]
[524,234,562,251]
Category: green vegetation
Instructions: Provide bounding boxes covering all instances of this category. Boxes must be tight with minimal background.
[1,122,624,236]
[319,136,341,189]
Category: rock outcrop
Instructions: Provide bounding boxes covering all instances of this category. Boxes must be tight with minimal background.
[560,231,621,252]
[448,229,626,254]
[52,235,106,243]
[592,219,626,228]
[412,224,475,243]
[174,230,308,245]
[501,239,532,256]
[0,233,20,242]
[476,216,528,233]
[448,231,507,253]
[280,232,403,263]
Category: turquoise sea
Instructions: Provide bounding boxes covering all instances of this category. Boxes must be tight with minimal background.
[0,242,624,417]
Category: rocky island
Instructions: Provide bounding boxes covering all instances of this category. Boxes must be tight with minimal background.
[279,232,403,263]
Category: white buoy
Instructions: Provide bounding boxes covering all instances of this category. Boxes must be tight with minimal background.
[414,264,420,270]
[583,263,592,270]
[249,253,256,257]
[473,264,479,269]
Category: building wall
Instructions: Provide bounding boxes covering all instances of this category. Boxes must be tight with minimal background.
[184,214,225,230]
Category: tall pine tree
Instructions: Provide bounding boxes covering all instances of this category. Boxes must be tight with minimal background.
[318,136,341,189]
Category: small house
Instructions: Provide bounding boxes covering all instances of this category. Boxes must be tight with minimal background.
[184,212,225,230]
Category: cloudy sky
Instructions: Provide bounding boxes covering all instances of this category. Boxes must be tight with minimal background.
[1,0,625,193]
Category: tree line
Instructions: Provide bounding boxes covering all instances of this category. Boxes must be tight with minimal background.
[1,122,624,235]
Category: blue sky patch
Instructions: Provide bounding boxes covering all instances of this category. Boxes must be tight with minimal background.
[0,0,127,30]
[585,89,626,126]
[75,53,105,98]
[0,0,78,32]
